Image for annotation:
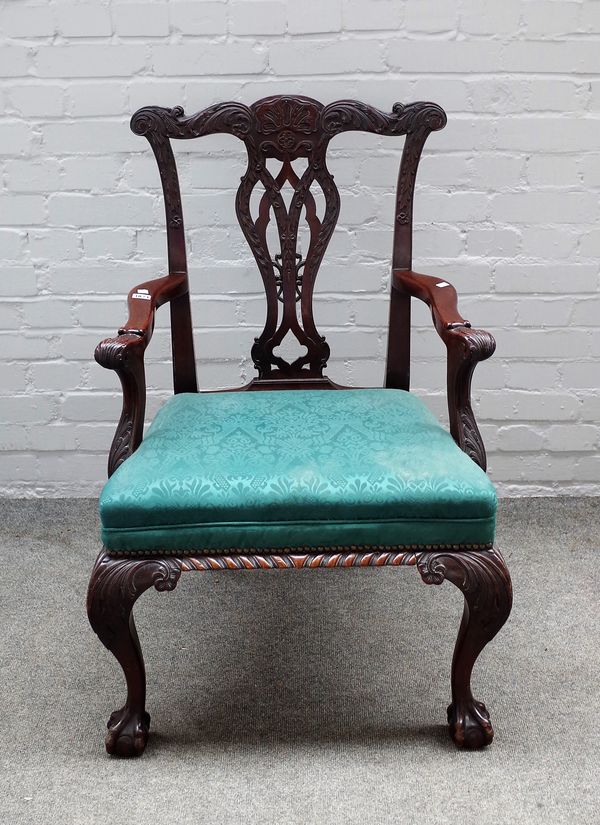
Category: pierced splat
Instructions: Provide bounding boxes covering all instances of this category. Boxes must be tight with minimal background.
[242,154,334,378]
[130,95,447,386]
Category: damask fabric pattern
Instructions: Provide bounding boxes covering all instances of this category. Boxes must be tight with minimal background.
[99,389,497,553]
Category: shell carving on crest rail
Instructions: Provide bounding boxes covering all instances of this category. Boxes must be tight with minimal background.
[130,96,446,380]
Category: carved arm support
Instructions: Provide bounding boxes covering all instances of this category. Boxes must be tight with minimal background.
[95,274,188,477]
[392,270,495,470]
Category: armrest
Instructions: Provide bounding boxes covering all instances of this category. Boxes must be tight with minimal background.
[392,269,495,470]
[94,273,188,477]
[118,273,188,342]
[392,269,471,338]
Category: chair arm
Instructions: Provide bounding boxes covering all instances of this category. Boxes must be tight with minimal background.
[118,273,188,344]
[393,269,496,470]
[94,274,188,477]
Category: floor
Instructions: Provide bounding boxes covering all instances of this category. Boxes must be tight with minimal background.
[1,497,598,825]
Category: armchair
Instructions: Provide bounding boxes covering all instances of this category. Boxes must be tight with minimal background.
[87,96,512,757]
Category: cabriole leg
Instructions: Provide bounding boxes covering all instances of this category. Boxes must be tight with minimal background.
[417,548,512,748]
[86,551,181,757]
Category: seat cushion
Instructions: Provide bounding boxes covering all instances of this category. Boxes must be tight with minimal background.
[99,389,496,554]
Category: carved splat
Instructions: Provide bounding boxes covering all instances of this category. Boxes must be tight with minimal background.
[130,96,446,382]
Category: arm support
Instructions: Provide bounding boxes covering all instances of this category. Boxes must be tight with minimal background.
[94,274,188,477]
[393,270,495,470]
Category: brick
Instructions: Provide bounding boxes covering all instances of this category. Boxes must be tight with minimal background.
[405,0,457,33]
[459,297,517,328]
[113,3,169,37]
[288,0,342,34]
[66,83,126,117]
[28,229,81,261]
[577,228,600,258]
[0,396,56,423]
[495,329,591,359]
[0,455,39,486]
[37,45,147,78]
[35,452,106,482]
[470,153,525,190]
[6,159,61,193]
[410,226,464,258]
[23,299,73,329]
[507,363,561,392]
[415,192,489,223]
[580,154,600,187]
[0,5,55,37]
[169,2,227,35]
[516,298,573,327]
[0,196,45,226]
[0,425,28,451]
[82,229,135,259]
[0,363,26,390]
[27,424,80,451]
[0,230,26,260]
[501,42,599,74]
[269,40,384,74]
[467,228,521,258]
[128,80,186,113]
[60,392,121,422]
[8,85,63,117]
[42,122,138,154]
[561,362,598,390]
[0,122,33,155]
[61,157,122,191]
[230,2,286,35]
[520,228,578,260]
[48,194,155,227]
[495,265,598,294]
[0,333,52,360]
[571,298,600,326]
[491,193,598,225]
[30,362,83,392]
[343,0,402,30]
[0,46,30,77]
[387,40,502,73]
[498,426,545,453]
[417,154,471,187]
[468,80,526,115]
[525,79,582,113]
[460,0,521,34]
[522,1,580,35]
[0,266,37,297]
[47,263,160,295]
[545,425,599,452]
[152,44,266,75]
[55,4,113,37]
[495,118,599,152]
[478,391,581,422]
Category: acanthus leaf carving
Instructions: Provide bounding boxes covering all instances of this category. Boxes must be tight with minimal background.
[95,333,146,476]
[417,547,512,748]
[445,327,496,470]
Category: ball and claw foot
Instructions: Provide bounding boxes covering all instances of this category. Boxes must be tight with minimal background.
[105,706,150,757]
[447,699,494,749]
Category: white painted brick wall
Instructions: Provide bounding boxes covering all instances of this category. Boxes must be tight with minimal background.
[0,0,599,497]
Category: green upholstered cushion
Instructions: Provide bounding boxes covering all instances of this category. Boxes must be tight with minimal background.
[99,389,496,553]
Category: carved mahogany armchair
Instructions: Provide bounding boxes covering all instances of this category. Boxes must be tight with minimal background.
[87,96,512,757]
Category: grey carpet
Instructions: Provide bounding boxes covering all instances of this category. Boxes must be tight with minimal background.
[0,498,598,825]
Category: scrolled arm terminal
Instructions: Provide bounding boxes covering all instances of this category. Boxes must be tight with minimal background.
[94,274,188,476]
[393,270,495,470]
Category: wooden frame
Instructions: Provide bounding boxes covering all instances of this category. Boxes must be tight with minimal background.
[88,96,512,757]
